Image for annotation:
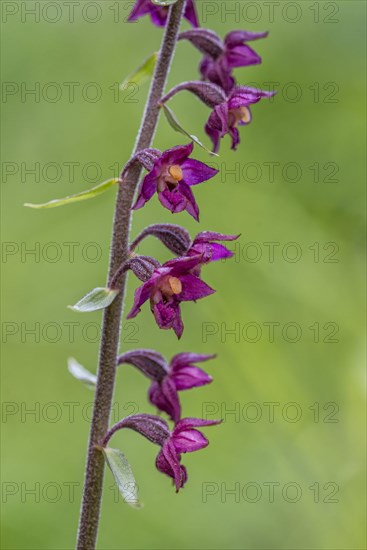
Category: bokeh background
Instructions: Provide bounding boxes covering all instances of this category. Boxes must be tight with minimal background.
[1,1,366,548]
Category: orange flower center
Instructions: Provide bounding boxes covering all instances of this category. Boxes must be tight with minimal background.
[157,276,183,299]
[228,106,251,127]
[168,165,183,182]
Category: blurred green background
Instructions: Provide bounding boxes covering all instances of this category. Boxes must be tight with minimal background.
[1,1,366,549]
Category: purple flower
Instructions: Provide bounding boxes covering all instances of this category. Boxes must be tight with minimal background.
[161,82,275,153]
[156,417,220,491]
[101,414,221,492]
[126,255,215,338]
[188,231,239,263]
[128,224,240,269]
[132,143,218,221]
[205,86,275,153]
[180,29,268,93]
[118,349,214,421]
[128,0,199,28]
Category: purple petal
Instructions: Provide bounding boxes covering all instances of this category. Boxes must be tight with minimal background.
[156,440,186,491]
[152,301,183,338]
[126,278,155,318]
[149,7,168,27]
[224,30,268,47]
[178,274,215,301]
[175,417,222,431]
[215,102,230,130]
[177,182,199,221]
[153,300,177,329]
[172,312,184,339]
[183,0,199,27]
[132,171,158,210]
[170,352,216,368]
[149,376,181,422]
[230,86,276,104]
[194,231,239,243]
[230,126,240,150]
[164,254,204,272]
[226,44,262,68]
[181,158,219,185]
[127,0,153,22]
[171,365,213,390]
[160,143,193,167]
[205,119,221,154]
[172,428,209,453]
[158,188,188,214]
[190,241,234,261]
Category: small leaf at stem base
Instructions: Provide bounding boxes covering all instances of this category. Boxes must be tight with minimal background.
[102,447,142,509]
[24,178,119,209]
[161,104,218,157]
[68,288,119,313]
[68,357,97,389]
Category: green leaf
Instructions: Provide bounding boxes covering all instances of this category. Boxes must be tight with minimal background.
[68,287,119,313]
[120,52,158,90]
[67,357,97,389]
[151,0,178,5]
[161,104,218,157]
[24,178,119,209]
[103,447,142,509]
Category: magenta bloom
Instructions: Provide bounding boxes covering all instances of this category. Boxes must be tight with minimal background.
[188,231,239,263]
[126,255,215,338]
[205,86,275,153]
[180,29,268,93]
[128,0,199,28]
[132,143,218,221]
[101,414,221,492]
[118,349,214,421]
[156,418,220,491]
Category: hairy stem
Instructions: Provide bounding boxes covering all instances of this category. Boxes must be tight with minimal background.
[76,2,186,548]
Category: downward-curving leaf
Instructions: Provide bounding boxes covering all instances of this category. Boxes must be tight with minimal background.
[161,104,218,157]
[67,357,97,389]
[121,52,158,90]
[68,287,119,313]
[152,0,178,5]
[103,447,142,509]
[24,178,119,209]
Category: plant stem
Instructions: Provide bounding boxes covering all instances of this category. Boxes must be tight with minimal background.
[76,2,186,548]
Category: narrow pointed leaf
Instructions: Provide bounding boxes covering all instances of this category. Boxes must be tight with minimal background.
[103,447,142,509]
[24,178,119,209]
[121,52,158,90]
[161,104,218,157]
[68,357,97,389]
[68,287,119,313]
